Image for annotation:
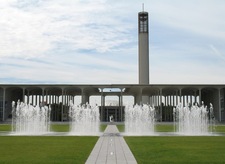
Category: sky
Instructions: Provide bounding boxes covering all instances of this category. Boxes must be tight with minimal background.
[0,0,225,85]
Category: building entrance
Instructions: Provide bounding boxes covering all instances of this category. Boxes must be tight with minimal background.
[100,106,125,122]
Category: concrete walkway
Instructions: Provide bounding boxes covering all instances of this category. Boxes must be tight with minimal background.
[85,125,137,164]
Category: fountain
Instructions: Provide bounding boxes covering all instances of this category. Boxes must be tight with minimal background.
[125,104,155,135]
[11,100,51,135]
[173,102,215,135]
[69,101,100,135]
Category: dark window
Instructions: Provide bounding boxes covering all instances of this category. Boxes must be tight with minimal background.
[139,13,148,33]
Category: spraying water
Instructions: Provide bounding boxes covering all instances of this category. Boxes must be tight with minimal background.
[12,100,51,135]
[173,102,215,135]
[125,104,155,135]
[69,101,100,135]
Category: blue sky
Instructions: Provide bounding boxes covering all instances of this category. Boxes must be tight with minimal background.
[0,0,225,84]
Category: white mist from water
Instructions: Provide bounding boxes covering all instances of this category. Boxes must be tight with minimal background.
[12,100,51,135]
[125,104,155,135]
[173,102,214,135]
[69,101,100,135]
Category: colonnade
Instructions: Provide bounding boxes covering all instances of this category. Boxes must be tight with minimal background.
[0,85,224,122]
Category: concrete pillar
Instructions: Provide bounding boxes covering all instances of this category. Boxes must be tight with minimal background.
[42,88,45,105]
[61,89,64,122]
[194,91,197,105]
[199,89,202,106]
[159,88,162,122]
[179,89,182,104]
[2,88,5,121]
[176,90,178,105]
[27,90,30,104]
[100,88,104,121]
[81,88,89,104]
[22,88,25,103]
[120,88,123,121]
[135,88,142,105]
[31,92,34,105]
[218,88,221,122]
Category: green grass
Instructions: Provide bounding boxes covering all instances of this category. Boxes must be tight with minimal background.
[0,136,98,164]
[51,124,70,132]
[0,124,107,132]
[125,136,225,164]
[117,124,125,132]
[213,125,225,133]
[1,124,225,163]
[100,124,107,132]
[155,124,174,132]
[117,124,225,133]
[0,124,11,131]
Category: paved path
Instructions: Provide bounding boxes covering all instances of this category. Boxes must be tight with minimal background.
[85,125,137,164]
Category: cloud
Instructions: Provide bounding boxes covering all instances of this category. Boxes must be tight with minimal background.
[209,44,225,62]
[148,0,225,40]
[0,0,225,84]
[0,0,135,58]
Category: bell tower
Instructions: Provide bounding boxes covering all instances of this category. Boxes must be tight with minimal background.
[138,10,149,84]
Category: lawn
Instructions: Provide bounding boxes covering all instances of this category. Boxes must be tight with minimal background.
[117,124,225,133]
[0,123,107,133]
[125,136,225,164]
[0,136,98,164]
[1,123,225,163]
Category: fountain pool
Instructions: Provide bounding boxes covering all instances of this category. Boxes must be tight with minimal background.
[69,101,100,135]
[11,100,51,135]
[125,104,155,135]
[173,102,215,135]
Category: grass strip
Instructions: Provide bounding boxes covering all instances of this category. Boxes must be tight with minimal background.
[1,124,106,132]
[117,124,225,133]
[0,136,98,164]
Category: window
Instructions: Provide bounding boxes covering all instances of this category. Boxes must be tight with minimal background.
[139,13,148,33]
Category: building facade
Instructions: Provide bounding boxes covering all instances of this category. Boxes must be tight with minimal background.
[0,84,224,122]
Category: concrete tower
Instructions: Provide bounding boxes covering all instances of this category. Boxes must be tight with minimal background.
[138,11,149,84]
[137,9,149,105]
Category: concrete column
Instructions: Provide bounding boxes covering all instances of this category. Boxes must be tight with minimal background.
[135,88,142,105]
[81,88,89,104]
[2,88,5,121]
[100,88,104,121]
[22,88,25,103]
[35,95,38,106]
[165,96,167,106]
[218,88,221,122]
[183,95,185,106]
[61,89,64,122]
[179,89,182,104]
[120,88,123,122]
[176,90,178,105]
[45,90,48,104]
[42,88,45,105]
[158,94,160,107]
[199,89,202,106]
[31,92,34,105]
[26,90,30,104]
[49,93,52,105]
[194,91,197,105]
[159,88,162,122]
